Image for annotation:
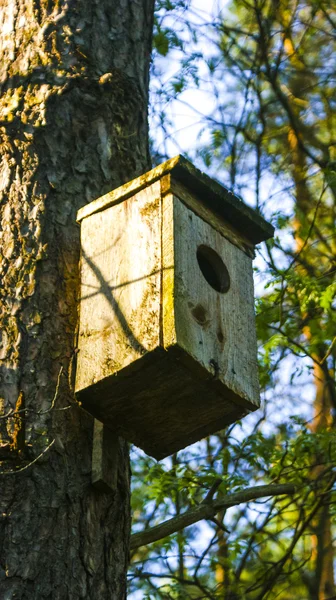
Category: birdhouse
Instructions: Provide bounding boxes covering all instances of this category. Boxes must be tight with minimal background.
[75,156,274,459]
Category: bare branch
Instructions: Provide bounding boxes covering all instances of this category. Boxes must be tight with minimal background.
[130,483,297,550]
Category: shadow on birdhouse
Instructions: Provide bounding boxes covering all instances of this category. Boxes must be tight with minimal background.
[75,156,274,460]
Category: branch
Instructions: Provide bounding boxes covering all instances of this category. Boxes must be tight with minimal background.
[130,483,296,550]
[0,439,55,476]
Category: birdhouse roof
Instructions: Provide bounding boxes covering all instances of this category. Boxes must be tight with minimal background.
[77,155,274,245]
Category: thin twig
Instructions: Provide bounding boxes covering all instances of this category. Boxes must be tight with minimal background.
[0,439,55,476]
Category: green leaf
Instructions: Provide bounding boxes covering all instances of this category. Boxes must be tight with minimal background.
[320,282,336,311]
[153,30,170,56]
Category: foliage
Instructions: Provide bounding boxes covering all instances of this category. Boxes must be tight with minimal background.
[130,1,336,599]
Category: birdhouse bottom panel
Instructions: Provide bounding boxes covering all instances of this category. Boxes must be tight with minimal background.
[76,344,256,460]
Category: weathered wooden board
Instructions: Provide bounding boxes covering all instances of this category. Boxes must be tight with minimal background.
[76,182,161,393]
[167,194,259,408]
[91,419,118,493]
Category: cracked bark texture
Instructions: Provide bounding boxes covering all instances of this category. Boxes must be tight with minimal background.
[0,0,154,597]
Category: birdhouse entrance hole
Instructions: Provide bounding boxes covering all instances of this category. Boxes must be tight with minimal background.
[196,245,230,294]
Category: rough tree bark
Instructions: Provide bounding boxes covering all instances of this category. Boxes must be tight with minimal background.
[0,0,154,597]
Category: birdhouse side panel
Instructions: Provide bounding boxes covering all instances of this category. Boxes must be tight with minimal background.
[172,198,260,408]
[76,182,162,393]
[161,192,176,348]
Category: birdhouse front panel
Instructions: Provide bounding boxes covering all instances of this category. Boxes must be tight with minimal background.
[75,156,274,459]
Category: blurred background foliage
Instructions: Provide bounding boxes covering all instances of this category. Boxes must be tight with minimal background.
[129,1,336,598]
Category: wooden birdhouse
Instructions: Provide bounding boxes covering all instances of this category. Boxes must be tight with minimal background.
[75,156,274,460]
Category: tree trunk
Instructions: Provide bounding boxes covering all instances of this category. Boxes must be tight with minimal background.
[0,0,154,597]
[310,359,335,600]
[288,129,335,600]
